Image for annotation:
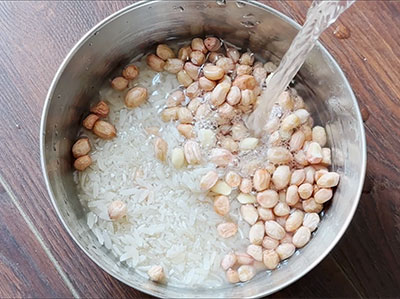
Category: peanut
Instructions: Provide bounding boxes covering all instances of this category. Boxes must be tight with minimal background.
[225,171,241,188]
[274,202,291,217]
[108,200,127,220]
[321,148,332,166]
[264,61,277,73]
[166,90,185,107]
[171,147,185,169]
[164,58,184,74]
[195,103,212,119]
[231,122,249,141]
[90,101,109,118]
[239,137,259,151]
[191,37,207,53]
[312,126,327,147]
[253,169,271,191]
[200,171,219,191]
[253,67,267,84]
[93,120,116,139]
[263,250,280,270]
[226,268,240,284]
[239,52,254,66]
[147,265,165,283]
[204,37,221,52]
[292,226,311,248]
[303,213,320,232]
[203,64,225,81]
[258,207,275,221]
[220,137,239,153]
[217,222,238,238]
[238,265,256,282]
[226,86,241,105]
[214,195,230,216]
[177,124,194,138]
[249,221,265,245]
[210,148,233,167]
[302,198,323,213]
[265,220,286,240]
[74,155,92,171]
[146,54,165,72]
[154,137,168,162]
[257,189,278,208]
[177,70,193,87]
[241,204,258,225]
[314,188,333,204]
[317,172,340,187]
[262,236,279,250]
[294,150,309,166]
[239,178,253,194]
[240,89,256,106]
[236,64,253,76]
[210,82,230,106]
[304,166,316,184]
[177,107,193,124]
[306,142,323,164]
[218,103,236,120]
[184,140,201,164]
[211,181,232,196]
[184,62,200,80]
[178,46,192,61]
[294,109,310,124]
[286,185,299,206]
[267,147,293,164]
[226,48,240,63]
[276,243,295,260]
[216,57,235,73]
[236,252,254,265]
[237,193,256,204]
[221,253,237,271]
[281,114,301,132]
[290,130,306,152]
[187,97,202,113]
[125,87,148,108]
[161,107,178,122]
[315,169,328,182]
[82,114,99,130]
[198,76,216,91]
[190,50,206,65]
[72,138,91,158]
[111,76,128,91]
[272,165,291,190]
[290,169,305,186]
[278,91,294,110]
[285,210,304,232]
[298,183,313,199]
[156,44,175,60]
[122,64,139,80]
[247,244,263,262]
[232,75,257,90]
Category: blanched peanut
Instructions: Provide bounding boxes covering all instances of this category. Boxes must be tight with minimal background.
[177,107,193,124]
[227,86,241,105]
[190,50,205,65]
[275,215,287,228]
[125,87,148,108]
[210,148,233,167]
[122,64,139,80]
[211,181,232,196]
[285,210,304,232]
[294,109,310,124]
[313,184,320,196]
[302,198,323,213]
[156,44,175,60]
[314,188,333,204]
[241,204,258,225]
[236,252,254,265]
[186,82,201,99]
[231,122,249,141]
[294,96,305,110]
[166,90,184,107]
[317,172,340,188]
[111,76,128,91]
[249,221,265,245]
[161,107,178,122]
[226,268,240,283]
[281,114,301,132]
[214,195,230,216]
[108,200,127,220]
[239,137,259,151]
[236,64,253,76]
[315,169,328,182]
[280,232,293,244]
[286,187,299,207]
[253,67,267,84]
[237,193,256,204]
[233,75,257,90]
[276,243,295,260]
[177,124,194,138]
[265,163,276,175]
[195,103,212,119]
[178,45,192,61]
[184,62,200,80]
[83,114,99,130]
[239,52,255,65]
[273,202,290,217]
[171,147,185,169]
[257,189,278,208]
[209,52,223,63]
[226,47,240,63]
[90,101,109,118]
[253,61,263,69]
[147,54,165,72]
[263,250,280,270]
[184,140,201,164]
[258,207,275,221]
[147,265,165,282]
[204,37,221,52]
[217,222,238,238]
[247,244,263,262]
[304,166,316,184]
[279,128,293,142]
[225,171,241,188]
[72,138,91,158]
[219,74,232,85]
[220,137,239,153]
[210,82,230,106]
[187,98,201,114]
[290,169,305,186]
[198,129,216,148]
[177,70,193,87]
[253,169,270,192]
[93,120,116,139]
[238,265,256,282]
[321,148,332,166]
[312,126,327,147]
[265,117,280,134]
[262,236,279,250]
[290,130,306,152]
[268,131,281,147]
[307,142,323,164]
[265,220,286,240]
[200,170,219,191]
[303,213,320,232]
[239,178,253,194]
[218,103,236,120]
[272,165,291,190]
[298,183,313,199]
[191,37,207,53]
[221,252,237,270]
[216,57,235,73]
[267,147,293,164]
[301,125,313,141]
[294,150,309,166]
[264,61,277,73]
[278,91,294,110]
[164,58,184,74]
[240,89,256,106]
[74,155,92,171]
[203,64,225,81]
[292,226,311,248]
[154,137,168,162]
[198,77,216,91]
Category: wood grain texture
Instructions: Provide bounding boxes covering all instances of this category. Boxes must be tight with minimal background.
[0,0,399,297]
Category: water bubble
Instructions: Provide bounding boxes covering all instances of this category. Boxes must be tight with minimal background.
[236,1,246,8]
[240,21,255,28]
[94,31,99,36]
[57,94,61,99]
[16,124,21,129]
[89,42,93,46]
[216,0,226,6]
[173,6,184,12]
[243,13,254,18]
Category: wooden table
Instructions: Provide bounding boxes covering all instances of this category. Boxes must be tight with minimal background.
[1,1,399,297]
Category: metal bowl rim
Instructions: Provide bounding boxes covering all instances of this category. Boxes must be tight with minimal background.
[40,1,367,297]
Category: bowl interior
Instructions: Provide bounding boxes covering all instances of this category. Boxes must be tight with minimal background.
[41,1,365,297]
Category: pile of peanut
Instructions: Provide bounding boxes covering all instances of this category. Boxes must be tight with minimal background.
[73,36,340,285]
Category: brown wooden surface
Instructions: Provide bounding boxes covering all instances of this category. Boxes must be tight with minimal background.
[0,1,399,297]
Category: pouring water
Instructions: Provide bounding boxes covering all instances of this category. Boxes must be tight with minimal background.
[247,0,356,136]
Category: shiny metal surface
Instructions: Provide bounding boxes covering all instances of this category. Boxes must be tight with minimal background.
[40,1,366,297]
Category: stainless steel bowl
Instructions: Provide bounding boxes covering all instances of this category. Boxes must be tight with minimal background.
[40,1,366,297]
